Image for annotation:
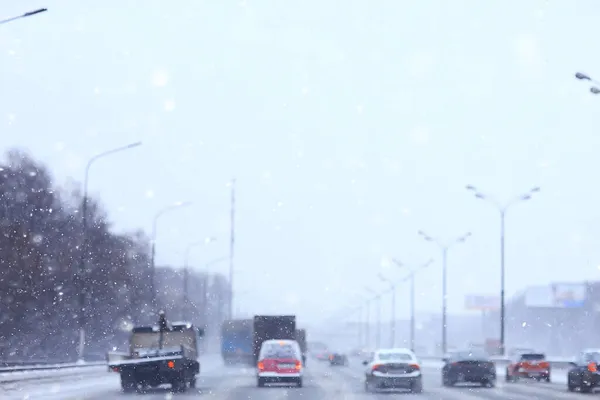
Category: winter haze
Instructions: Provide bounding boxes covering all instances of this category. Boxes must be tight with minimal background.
[1,0,599,330]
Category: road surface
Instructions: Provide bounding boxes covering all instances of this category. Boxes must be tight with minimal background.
[0,355,587,399]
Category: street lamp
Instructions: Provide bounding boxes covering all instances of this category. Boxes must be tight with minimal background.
[182,237,217,319]
[77,141,142,362]
[378,273,396,347]
[365,286,381,349]
[0,8,47,25]
[418,230,471,355]
[150,201,192,309]
[392,259,433,351]
[575,72,600,95]
[465,184,540,355]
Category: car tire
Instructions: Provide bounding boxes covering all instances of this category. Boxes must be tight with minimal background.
[364,380,373,393]
[257,378,265,388]
[189,377,196,389]
[567,381,577,392]
[544,375,551,383]
[411,378,423,393]
[482,379,495,388]
[505,369,513,382]
[120,376,137,393]
[297,378,303,388]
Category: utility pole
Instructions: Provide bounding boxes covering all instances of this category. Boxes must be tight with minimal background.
[228,179,236,319]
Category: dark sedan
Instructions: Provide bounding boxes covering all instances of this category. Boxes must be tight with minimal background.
[567,349,600,393]
[329,352,348,366]
[442,350,496,387]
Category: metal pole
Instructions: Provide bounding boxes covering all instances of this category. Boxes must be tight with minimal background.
[228,179,236,319]
[365,300,370,348]
[358,305,363,348]
[77,141,141,362]
[410,272,416,351]
[150,217,158,310]
[376,296,381,348]
[442,247,448,355]
[77,161,92,362]
[500,210,506,356]
[391,285,396,347]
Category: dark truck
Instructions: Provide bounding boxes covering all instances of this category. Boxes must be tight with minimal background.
[221,319,254,365]
[252,315,296,363]
[107,312,204,393]
[295,329,307,365]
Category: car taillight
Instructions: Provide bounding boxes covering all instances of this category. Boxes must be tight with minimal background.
[329,355,333,360]
[539,361,549,369]
[167,360,175,369]
[409,363,420,370]
[588,362,597,372]
[295,360,302,370]
[257,361,265,371]
[372,363,382,371]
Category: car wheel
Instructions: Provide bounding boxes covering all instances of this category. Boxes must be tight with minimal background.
[544,375,551,383]
[296,378,303,388]
[411,378,423,393]
[505,369,513,382]
[364,380,373,393]
[189,377,196,389]
[257,378,265,388]
[482,379,495,388]
[567,381,577,392]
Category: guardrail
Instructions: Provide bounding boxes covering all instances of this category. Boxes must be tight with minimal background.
[0,361,106,373]
[416,355,575,369]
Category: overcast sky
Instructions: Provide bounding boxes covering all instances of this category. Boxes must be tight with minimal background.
[2,0,600,327]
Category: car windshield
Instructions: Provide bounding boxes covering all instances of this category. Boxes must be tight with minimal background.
[262,344,297,359]
[377,352,412,361]
[520,353,545,361]
[453,351,489,360]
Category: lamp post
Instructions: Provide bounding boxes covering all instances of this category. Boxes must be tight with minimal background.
[392,259,433,351]
[465,185,540,355]
[365,286,381,348]
[182,237,216,319]
[0,8,47,25]
[77,141,142,362]
[575,72,600,95]
[150,201,192,309]
[378,273,396,347]
[418,230,471,354]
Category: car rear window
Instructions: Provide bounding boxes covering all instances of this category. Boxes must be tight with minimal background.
[584,352,600,362]
[520,353,545,360]
[454,351,489,360]
[377,353,413,361]
[261,343,297,359]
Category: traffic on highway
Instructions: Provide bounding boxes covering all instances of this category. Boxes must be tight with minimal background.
[2,1,600,399]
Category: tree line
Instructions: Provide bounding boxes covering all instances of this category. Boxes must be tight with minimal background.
[0,150,229,362]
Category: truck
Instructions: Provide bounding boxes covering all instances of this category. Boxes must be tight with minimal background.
[107,312,204,393]
[221,319,254,365]
[295,329,307,365]
[252,315,296,363]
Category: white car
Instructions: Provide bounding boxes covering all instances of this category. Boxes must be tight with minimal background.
[257,339,304,387]
[362,348,423,393]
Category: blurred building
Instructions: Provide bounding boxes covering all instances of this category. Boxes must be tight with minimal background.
[483,281,597,356]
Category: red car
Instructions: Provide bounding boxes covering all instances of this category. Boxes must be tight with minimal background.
[506,352,551,382]
[257,340,304,387]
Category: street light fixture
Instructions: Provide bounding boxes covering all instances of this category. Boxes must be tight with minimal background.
[182,237,217,319]
[364,286,381,349]
[418,230,471,355]
[575,72,600,95]
[0,8,47,25]
[150,201,193,309]
[77,141,142,362]
[465,184,540,356]
[392,259,433,351]
[378,273,396,347]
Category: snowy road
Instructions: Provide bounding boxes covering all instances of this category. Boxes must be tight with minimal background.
[0,355,587,399]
